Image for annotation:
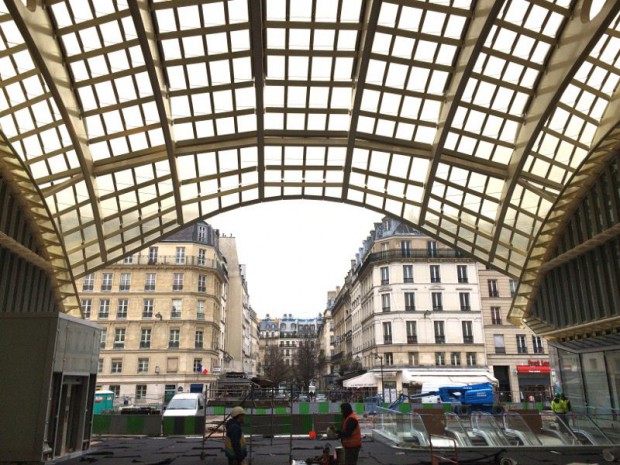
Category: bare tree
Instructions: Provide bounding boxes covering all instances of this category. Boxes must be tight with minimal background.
[263,345,290,387]
[293,340,319,392]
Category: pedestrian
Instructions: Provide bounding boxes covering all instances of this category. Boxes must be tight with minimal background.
[225,406,247,465]
[336,402,362,465]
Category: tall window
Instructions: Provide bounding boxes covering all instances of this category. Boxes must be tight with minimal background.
[457,265,468,283]
[197,225,208,242]
[409,352,419,365]
[194,358,203,372]
[81,299,92,319]
[488,279,499,297]
[509,279,517,298]
[197,301,205,320]
[173,273,184,291]
[381,293,391,312]
[98,299,110,319]
[143,299,154,318]
[198,249,206,265]
[494,334,505,354]
[459,292,470,311]
[430,265,441,283]
[435,352,446,366]
[101,273,113,291]
[111,359,123,373]
[176,247,186,264]
[383,322,392,344]
[198,275,207,293]
[434,321,445,344]
[401,240,411,257]
[380,266,389,285]
[169,329,180,348]
[462,321,473,343]
[82,273,94,291]
[385,352,393,366]
[404,292,415,311]
[148,246,158,264]
[135,385,147,400]
[532,336,544,354]
[171,299,182,318]
[406,321,417,344]
[451,352,461,366]
[427,240,438,257]
[109,385,120,397]
[140,329,151,348]
[98,359,103,373]
[432,292,443,311]
[195,330,204,349]
[517,334,527,354]
[145,273,156,291]
[403,265,413,283]
[466,352,476,366]
[114,328,126,349]
[100,329,107,349]
[119,273,131,291]
[138,358,149,373]
[491,307,502,325]
[117,299,128,319]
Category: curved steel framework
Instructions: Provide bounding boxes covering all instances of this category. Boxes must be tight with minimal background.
[1,0,620,321]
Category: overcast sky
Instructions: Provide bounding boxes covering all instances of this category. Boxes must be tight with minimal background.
[210,200,382,319]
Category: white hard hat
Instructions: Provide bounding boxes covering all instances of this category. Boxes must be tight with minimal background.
[231,406,245,418]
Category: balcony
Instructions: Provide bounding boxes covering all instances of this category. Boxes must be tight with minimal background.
[403,278,414,283]
[517,347,528,354]
[119,284,130,291]
[113,343,125,350]
[358,248,467,274]
[144,285,155,291]
[407,336,418,344]
[460,306,471,311]
[489,291,500,298]
[139,342,150,349]
[171,312,182,319]
[463,336,474,344]
[433,306,443,311]
[533,347,544,354]
[383,337,392,344]
[430,277,441,283]
[405,305,416,311]
[382,307,391,312]
[435,336,446,344]
[169,342,180,348]
[197,313,205,321]
[101,284,112,291]
[172,284,184,291]
[381,279,389,285]
[458,278,469,283]
[198,286,206,293]
[195,343,203,349]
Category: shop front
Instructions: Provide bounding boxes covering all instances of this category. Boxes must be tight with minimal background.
[516,360,552,403]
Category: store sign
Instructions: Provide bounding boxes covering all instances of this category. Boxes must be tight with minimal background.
[517,365,551,374]
[213,365,222,373]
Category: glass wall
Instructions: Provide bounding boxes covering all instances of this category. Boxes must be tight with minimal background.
[582,352,611,411]
[605,350,620,412]
[558,349,585,411]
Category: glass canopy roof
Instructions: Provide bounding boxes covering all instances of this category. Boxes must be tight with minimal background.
[1,0,620,321]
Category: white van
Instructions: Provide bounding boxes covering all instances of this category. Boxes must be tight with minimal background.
[163,393,206,418]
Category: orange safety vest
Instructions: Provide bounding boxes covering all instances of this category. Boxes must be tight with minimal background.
[341,413,362,448]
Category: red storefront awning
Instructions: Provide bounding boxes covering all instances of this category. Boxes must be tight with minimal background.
[516,365,551,374]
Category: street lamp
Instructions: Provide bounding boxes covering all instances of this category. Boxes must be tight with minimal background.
[374,353,384,403]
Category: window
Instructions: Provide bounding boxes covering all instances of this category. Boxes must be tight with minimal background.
[406,321,417,344]
[176,247,186,264]
[462,321,473,343]
[148,246,158,264]
[169,329,180,348]
[197,301,205,320]
[142,299,154,318]
[466,352,476,366]
[517,334,527,354]
[451,352,461,366]
[403,265,413,283]
[119,273,131,291]
[434,321,445,343]
[98,299,110,319]
[459,292,470,311]
[197,225,208,242]
[198,275,207,293]
[100,329,107,349]
[491,307,502,325]
[198,249,206,265]
[509,279,517,298]
[111,359,123,373]
[401,240,411,257]
[138,358,149,373]
[385,353,393,366]
[171,299,182,318]
[380,266,389,285]
[488,279,499,297]
[81,299,92,319]
[140,329,151,348]
[101,273,113,291]
[109,385,120,397]
[136,384,147,400]
[494,334,505,354]
[405,292,415,311]
[409,352,419,365]
[532,336,544,354]
[457,265,468,283]
[145,273,156,291]
[383,322,392,344]
[98,359,103,373]
[427,240,438,257]
[432,292,443,311]
[82,273,94,291]
[194,358,203,372]
[173,273,184,291]
[195,330,204,349]
[435,352,446,366]
[430,265,441,283]
[123,255,133,264]
[114,328,126,349]
[381,293,391,312]
[117,299,128,319]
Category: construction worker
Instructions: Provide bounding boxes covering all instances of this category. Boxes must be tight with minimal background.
[551,394,567,422]
[336,403,362,465]
[560,394,572,413]
[224,406,247,465]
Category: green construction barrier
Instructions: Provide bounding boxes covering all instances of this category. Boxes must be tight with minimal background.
[92,415,111,434]
[299,403,310,414]
[162,416,205,436]
[318,402,329,413]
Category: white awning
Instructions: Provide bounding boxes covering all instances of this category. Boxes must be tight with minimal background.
[402,370,497,389]
[343,372,377,388]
